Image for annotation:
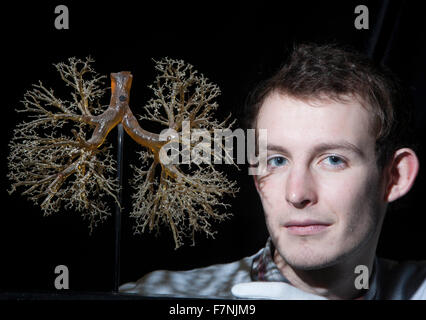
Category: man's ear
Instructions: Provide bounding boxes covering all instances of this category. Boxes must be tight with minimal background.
[385,148,419,203]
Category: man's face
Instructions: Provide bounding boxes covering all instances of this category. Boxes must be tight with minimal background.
[255,93,388,270]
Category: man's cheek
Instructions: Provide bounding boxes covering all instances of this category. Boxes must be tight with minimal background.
[317,173,356,194]
[318,173,366,211]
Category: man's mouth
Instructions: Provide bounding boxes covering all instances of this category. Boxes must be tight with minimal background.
[284,219,332,236]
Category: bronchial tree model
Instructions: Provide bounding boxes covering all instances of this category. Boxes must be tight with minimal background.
[8,57,238,248]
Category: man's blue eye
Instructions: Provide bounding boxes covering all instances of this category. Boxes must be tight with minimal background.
[267,156,287,167]
[325,156,344,166]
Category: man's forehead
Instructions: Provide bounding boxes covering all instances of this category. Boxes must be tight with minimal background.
[256,93,376,153]
[258,92,368,119]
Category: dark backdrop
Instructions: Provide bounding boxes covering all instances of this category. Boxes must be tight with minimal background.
[1,0,425,294]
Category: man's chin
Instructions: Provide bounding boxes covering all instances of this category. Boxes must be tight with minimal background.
[279,249,342,271]
[285,259,337,271]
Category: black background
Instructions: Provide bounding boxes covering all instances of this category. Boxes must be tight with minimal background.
[1,0,425,295]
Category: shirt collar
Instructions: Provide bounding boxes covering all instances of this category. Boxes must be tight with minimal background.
[251,237,289,283]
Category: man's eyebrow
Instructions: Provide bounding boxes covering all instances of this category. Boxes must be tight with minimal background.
[267,142,365,157]
[312,142,364,157]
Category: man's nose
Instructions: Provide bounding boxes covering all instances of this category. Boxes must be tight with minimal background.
[285,166,317,209]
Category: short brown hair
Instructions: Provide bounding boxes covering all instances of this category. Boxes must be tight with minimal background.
[243,43,414,169]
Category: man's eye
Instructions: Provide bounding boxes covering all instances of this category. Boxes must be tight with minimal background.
[267,156,287,168]
[322,155,346,168]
